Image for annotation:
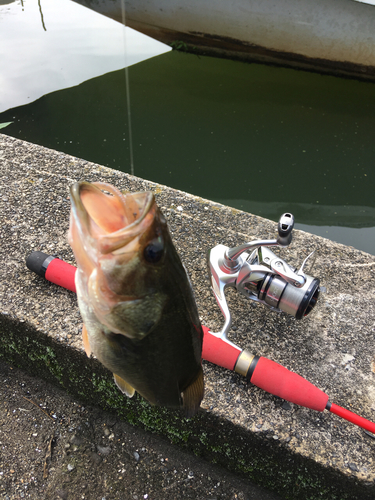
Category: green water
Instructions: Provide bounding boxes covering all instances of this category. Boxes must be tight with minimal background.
[1,51,375,253]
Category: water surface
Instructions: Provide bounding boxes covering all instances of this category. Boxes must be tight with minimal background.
[0,0,170,112]
[1,4,374,254]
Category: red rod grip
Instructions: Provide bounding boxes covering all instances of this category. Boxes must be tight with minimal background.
[45,258,77,293]
[202,325,241,370]
[329,403,375,434]
[250,357,329,411]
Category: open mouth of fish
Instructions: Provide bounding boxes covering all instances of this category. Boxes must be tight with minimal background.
[70,181,156,255]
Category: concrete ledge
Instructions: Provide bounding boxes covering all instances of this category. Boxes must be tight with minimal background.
[1,133,375,499]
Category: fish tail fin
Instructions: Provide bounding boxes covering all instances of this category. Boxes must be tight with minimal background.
[182,366,204,418]
[114,373,136,398]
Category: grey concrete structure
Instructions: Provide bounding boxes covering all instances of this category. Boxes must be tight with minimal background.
[1,133,375,499]
[73,0,375,80]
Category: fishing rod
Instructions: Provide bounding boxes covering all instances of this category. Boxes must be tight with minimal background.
[26,213,375,434]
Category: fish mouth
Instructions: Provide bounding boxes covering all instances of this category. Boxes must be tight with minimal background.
[69,182,156,255]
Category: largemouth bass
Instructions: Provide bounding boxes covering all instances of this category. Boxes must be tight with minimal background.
[68,181,204,416]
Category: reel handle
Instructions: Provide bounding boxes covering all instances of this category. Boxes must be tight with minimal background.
[277,213,294,246]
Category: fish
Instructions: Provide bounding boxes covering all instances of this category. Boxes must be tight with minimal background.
[68,181,204,416]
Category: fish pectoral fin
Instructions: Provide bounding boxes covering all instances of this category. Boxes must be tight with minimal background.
[182,366,204,418]
[113,373,135,398]
[82,324,92,357]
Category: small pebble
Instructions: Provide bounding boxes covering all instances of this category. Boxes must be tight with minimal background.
[348,463,359,472]
[97,445,111,456]
[90,452,102,464]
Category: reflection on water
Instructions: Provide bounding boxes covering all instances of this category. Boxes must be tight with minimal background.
[0,6,374,254]
[0,0,170,112]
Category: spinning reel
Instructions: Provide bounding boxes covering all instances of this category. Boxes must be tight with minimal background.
[207,213,320,345]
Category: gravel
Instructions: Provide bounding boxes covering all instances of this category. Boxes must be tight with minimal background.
[0,360,281,500]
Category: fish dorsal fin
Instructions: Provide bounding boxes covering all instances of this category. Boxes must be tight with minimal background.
[82,324,91,357]
[182,366,204,418]
[113,373,135,398]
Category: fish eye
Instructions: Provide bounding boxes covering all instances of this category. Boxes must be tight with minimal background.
[144,237,164,263]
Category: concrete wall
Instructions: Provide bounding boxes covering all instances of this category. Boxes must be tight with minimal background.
[1,133,375,498]
[74,0,375,79]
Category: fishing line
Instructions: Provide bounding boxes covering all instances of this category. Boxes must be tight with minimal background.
[38,0,47,31]
[121,0,135,176]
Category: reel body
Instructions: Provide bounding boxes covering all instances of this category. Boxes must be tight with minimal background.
[236,246,320,319]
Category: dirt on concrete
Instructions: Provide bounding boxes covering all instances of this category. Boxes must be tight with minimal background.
[0,360,281,500]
